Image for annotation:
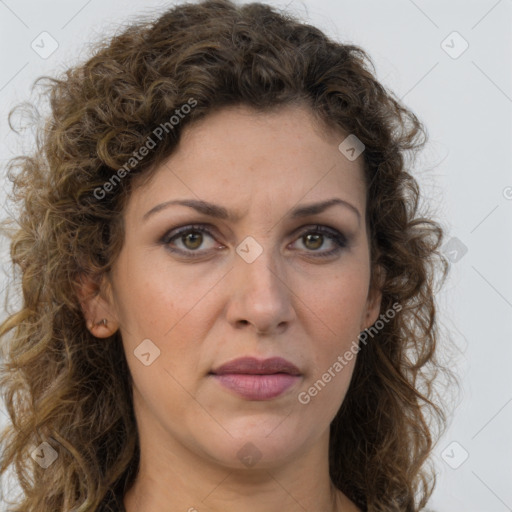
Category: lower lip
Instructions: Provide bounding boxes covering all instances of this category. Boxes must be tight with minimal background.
[211,373,301,400]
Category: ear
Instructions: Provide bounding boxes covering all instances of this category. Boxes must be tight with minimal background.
[361,265,385,331]
[76,272,119,338]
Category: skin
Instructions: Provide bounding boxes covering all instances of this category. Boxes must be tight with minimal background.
[80,103,382,512]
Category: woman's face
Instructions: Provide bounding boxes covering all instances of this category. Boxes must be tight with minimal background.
[94,104,382,470]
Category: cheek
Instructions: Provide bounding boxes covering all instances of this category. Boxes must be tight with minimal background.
[310,262,370,329]
[113,258,219,389]
[112,248,208,338]
[303,263,369,383]
[299,278,365,420]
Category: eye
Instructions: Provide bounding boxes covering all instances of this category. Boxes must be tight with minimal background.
[160,223,349,259]
[161,224,221,257]
[290,225,348,258]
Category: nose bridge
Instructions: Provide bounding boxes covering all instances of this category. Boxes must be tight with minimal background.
[236,235,284,297]
[228,234,293,332]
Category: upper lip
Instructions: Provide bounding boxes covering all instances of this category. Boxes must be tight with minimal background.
[210,357,301,376]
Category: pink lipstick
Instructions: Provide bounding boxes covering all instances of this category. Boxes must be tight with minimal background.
[210,356,301,400]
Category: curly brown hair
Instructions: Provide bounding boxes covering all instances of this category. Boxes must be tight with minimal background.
[0,1,455,511]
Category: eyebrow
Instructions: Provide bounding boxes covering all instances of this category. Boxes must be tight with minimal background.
[142,197,361,225]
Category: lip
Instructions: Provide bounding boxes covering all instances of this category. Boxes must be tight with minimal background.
[211,356,301,376]
[210,357,302,400]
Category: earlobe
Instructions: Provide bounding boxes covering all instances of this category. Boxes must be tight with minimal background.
[364,287,383,330]
[76,272,119,338]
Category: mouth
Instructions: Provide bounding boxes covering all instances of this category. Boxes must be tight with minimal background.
[211,356,301,376]
[209,356,302,400]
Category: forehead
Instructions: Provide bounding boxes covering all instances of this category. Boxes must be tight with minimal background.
[127,104,367,222]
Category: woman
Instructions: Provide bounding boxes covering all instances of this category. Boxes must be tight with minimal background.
[0,1,454,510]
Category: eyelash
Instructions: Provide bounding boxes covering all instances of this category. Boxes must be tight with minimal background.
[160,223,348,259]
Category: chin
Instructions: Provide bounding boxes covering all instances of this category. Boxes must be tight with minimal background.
[192,416,313,470]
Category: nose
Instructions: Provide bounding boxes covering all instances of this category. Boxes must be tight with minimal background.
[225,243,295,335]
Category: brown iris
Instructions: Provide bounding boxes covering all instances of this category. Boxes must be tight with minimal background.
[182,231,203,250]
[303,233,323,250]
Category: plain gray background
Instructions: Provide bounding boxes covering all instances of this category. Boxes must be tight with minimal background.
[0,1,511,511]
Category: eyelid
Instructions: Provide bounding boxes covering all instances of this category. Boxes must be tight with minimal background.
[160,223,221,247]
